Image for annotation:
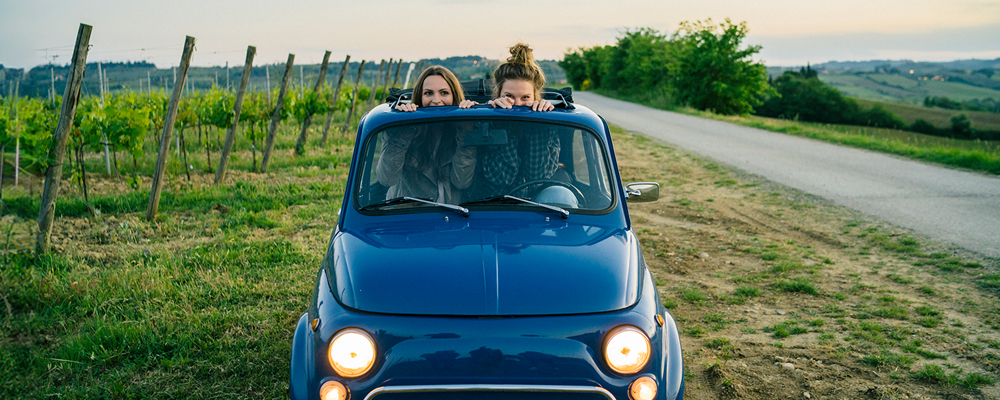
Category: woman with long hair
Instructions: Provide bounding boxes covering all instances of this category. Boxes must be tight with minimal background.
[376,66,477,204]
[394,66,477,112]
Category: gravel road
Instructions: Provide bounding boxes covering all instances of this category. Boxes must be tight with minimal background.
[576,92,1000,258]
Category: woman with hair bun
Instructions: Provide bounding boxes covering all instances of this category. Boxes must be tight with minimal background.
[488,42,554,112]
[470,43,562,200]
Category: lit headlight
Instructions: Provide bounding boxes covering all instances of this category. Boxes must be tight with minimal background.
[603,325,650,374]
[328,328,376,378]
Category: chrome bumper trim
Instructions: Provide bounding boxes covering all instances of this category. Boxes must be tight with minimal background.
[364,384,616,400]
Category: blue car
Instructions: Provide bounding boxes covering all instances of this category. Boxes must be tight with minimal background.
[290,84,684,400]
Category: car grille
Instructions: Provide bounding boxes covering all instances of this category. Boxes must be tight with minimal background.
[364,384,615,400]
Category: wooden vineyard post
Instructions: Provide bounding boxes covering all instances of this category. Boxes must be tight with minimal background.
[12,80,20,187]
[293,50,332,155]
[35,23,92,253]
[260,54,294,173]
[403,62,416,88]
[379,58,394,104]
[321,54,350,146]
[365,59,385,112]
[145,36,196,222]
[214,45,256,184]
[341,60,366,134]
[390,59,403,91]
[0,84,11,214]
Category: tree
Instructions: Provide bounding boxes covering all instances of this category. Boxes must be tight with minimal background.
[757,71,904,129]
[950,114,972,138]
[670,18,773,115]
[558,51,587,91]
[756,71,858,124]
[615,28,673,92]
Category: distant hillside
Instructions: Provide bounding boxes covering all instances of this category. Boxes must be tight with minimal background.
[808,58,1000,71]
[0,56,567,100]
[768,58,1000,114]
[853,97,1000,131]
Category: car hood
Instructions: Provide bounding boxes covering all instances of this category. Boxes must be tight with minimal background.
[328,219,641,316]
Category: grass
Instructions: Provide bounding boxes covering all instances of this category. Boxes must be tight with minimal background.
[1,219,318,398]
[861,350,916,368]
[690,111,1000,174]
[729,285,761,306]
[681,287,708,303]
[765,321,808,339]
[775,278,819,295]
[871,306,909,320]
[0,115,353,399]
[704,337,731,349]
[913,364,996,388]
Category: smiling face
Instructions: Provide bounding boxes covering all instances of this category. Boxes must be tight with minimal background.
[499,79,536,106]
[420,75,454,107]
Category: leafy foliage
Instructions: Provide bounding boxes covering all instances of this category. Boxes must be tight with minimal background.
[756,69,907,130]
[200,88,235,130]
[76,94,153,160]
[560,20,771,115]
[670,19,773,115]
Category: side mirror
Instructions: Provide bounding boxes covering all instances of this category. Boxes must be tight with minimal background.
[625,182,659,203]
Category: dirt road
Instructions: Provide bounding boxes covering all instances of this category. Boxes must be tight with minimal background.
[576,92,1000,258]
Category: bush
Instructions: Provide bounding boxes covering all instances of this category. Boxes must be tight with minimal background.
[561,19,772,115]
[858,104,906,129]
[756,70,857,124]
[950,114,973,138]
[911,118,939,135]
[756,71,905,130]
[671,19,773,115]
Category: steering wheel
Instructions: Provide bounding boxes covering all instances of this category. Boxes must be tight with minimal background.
[508,179,586,206]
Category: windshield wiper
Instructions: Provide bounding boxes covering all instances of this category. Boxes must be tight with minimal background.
[362,196,469,217]
[460,195,569,219]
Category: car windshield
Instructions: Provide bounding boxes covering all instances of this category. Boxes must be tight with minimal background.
[354,119,614,214]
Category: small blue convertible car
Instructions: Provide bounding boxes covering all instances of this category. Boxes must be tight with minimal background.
[290,83,684,400]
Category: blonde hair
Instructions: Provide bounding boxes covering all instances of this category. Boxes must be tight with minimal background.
[492,42,546,100]
[411,66,465,106]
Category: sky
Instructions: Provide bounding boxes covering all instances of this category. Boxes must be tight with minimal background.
[2,0,1000,70]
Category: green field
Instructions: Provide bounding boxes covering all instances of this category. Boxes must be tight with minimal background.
[1,111,356,398]
[820,73,1000,105]
[855,98,1000,131]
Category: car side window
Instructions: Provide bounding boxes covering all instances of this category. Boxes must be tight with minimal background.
[572,130,590,186]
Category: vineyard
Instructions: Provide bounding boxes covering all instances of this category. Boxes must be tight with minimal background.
[0,31,409,241]
[0,83,369,206]
[0,26,441,398]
